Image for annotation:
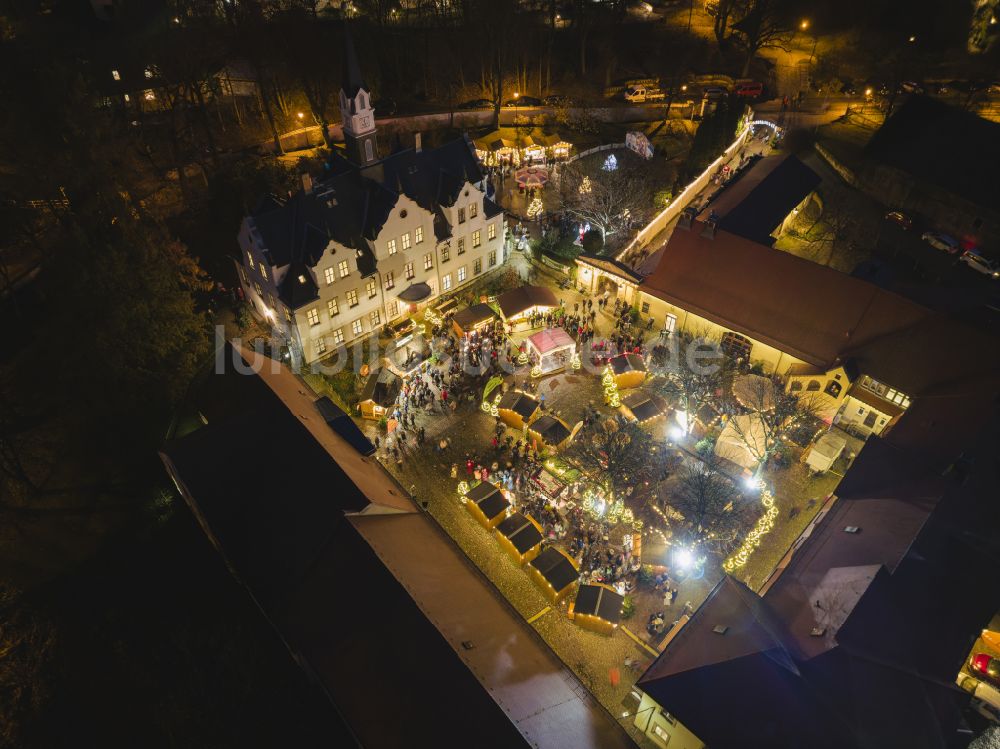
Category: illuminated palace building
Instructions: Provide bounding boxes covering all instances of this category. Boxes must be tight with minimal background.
[236,32,505,364]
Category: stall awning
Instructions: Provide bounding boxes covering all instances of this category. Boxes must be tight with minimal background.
[398,282,432,302]
[465,481,509,521]
[574,584,624,625]
[496,512,543,554]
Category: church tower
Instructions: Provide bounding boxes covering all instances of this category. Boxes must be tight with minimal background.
[339,29,379,167]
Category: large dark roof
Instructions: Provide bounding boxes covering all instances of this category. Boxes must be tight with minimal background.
[865,95,1000,208]
[700,154,821,246]
[497,285,559,319]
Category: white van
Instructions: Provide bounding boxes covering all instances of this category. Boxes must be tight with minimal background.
[624,86,666,103]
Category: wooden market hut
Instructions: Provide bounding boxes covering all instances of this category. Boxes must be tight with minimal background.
[357,368,401,420]
[621,390,669,424]
[527,414,573,451]
[608,352,648,389]
[425,296,459,325]
[494,512,544,565]
[464,480,511,529]
[452,303,498,337]
[527,547,579,603]
[497,390,540,430]
[497,285,558,326]
[571,584,625,636]
[525,328,576,375]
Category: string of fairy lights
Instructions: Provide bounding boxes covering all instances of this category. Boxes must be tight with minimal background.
[723,480,779,572]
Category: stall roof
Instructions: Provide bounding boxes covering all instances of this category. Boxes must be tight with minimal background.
[498,286,558,319]
[529,547,579,592]
[496,512,544,554]
[575,584,624,625]
[498,390,540,420]
[359,368,401,406]
[453,303,498,332]
[622,391,667,422]
[526,328,576,356]
[466,481,510,520]
[608,352,646,375]
[529,415,572,445]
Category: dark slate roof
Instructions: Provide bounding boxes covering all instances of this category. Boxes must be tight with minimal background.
[484,197,504,219]
[467,481,510,521]
[529,547,579,592]
[575,584,624,624]
[528,415,571,445]
[359,368,401,406]
[497,285,559,319]
[498,390,540,421]
[279,261,320,309]
[701,154,820,246]
[576,254,643,284]
[496,513,543,554]
[865,95,1000,208]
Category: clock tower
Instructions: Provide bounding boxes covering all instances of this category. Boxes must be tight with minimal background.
[339,28,379,167]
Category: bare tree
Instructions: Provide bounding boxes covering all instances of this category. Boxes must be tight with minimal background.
[671,459,744,549]
[552,159,650,244]
[731,0,791,76]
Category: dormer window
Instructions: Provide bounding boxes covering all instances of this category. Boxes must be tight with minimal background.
[111,69,121,81]
[298,274,306,284]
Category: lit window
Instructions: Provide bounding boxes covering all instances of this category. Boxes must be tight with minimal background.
[253,281,263,297]
[488,222,497,240]
[387,239,397,255]
[442,273,452,291]
[246,251,255,270]
[328,298,339,317]
[112,70,121,81]
[469,202,478,218]
[366,279,377,298]
[389,300,399,318]
[338,259,350,278]
[641,301,650,313]
[144,68,153,79]
[324,266,336,285]
[458,207,466,224]
[401,232,411,250]
[364,140,374,162]
[457,238,465,255]
[144,90,155,102]
[370,309,381,326]
[306,308,320,326]
[488,249,496,267]
[315,337,327,355]
[123,94,130,102]
[332,328,345,345]
[441,245,450,262]
[260,265,269,281]
[352,318,363,336]
[404,262,414,279]
[347,289,359,307]
[474,258,482,275]
[284,307,292,322]
[721,331,753,360]
[385,271,394,290]
[458,266,466,282]
[472,230,481,248]
[415,226,423,244]
[267,292,275,307]
[423,253,433,270]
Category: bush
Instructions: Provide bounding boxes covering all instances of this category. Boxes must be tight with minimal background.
[621,596,636,620]
[235,302,252,331]
[581,229,604,254]
[377,416,388,432]
[637,565,657,586]
[694,436,716,456]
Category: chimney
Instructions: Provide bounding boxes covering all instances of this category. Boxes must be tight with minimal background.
[677,206,697,230]
[301,172,313,194]
[701,218,718,239]
[414,132,422,153]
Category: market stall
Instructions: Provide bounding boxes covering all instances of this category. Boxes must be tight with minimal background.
[570,584,625,636]
[804,431,848,474]
[463,481,511,530]
[497,390,540,430]
[527,414,574,452]
[451,303,498,337]
[525,328,576,376]
[424,296,459,326]
[494,512,544,565]
[621,390,668,424]
[357,368,401,420]
[473,130,519,166]
[527,546,579,603]
[608,352,648,390]
[497,285,558,327]
[715,414,767,471]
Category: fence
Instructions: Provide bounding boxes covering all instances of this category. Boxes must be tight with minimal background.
[565,142,626,165]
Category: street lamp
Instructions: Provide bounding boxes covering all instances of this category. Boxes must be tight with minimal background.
[800,19,809,31]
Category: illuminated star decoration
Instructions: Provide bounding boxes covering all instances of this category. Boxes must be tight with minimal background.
[723,481,779,572]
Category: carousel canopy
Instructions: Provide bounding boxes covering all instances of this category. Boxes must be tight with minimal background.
[397,282,433,302]
[452,303,498,333]
[496,512,543,554]
[609,352,646,375]
[514,166,549,188]
[497,285,558,319]
[574,584,624,625]
[526,328,576,356]
[529,547,579,593]
[465,481,509,520]
[498,390,540,421]
[622,390,668,422]
[359,368,401,406]
[529,415,571,446]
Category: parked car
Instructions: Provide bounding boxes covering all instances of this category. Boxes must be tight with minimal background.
[735,81,764,97]
[960,249,1000,278]
[921,231,961,254]
[503,95,542,107]
[702,86,728,99]
[988,81,1000,94]
[623,86,666,103]
[543,94,574,107]
[970,653,1000,686]
[883,211,913,230]
[457,98,492,109]
[900,80,924,94]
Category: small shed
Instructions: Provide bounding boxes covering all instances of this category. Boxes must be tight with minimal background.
[494,512,544,565]
[497,285,558,324]
[571,584,625,635]
[805,431,848,473]
[452,303,498,337]
[621,390,668,424]
[357,368,401,420]
[527,415,573,451]
[464,481,511,529]
[497,390,540,430]
[525,328,576,375]
[527,546,579,603]
[608,353,648,389]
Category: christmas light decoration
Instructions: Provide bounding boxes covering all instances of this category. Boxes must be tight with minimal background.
[579,176,592,194]
[602,365,621,408]
[527,197,544,219]
[723,481,779,572]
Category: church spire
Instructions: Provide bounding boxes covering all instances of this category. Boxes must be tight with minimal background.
[342,25,366,100]
[338,26,378,166]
